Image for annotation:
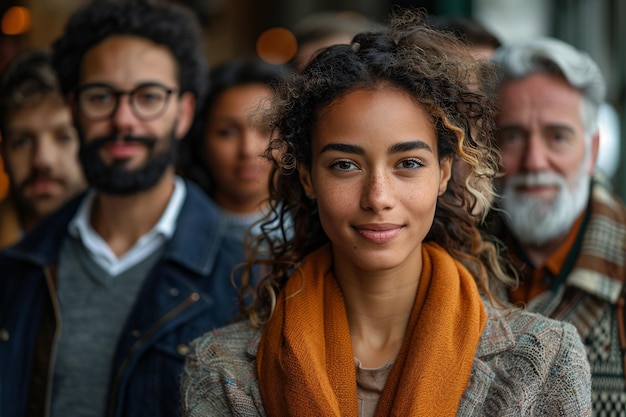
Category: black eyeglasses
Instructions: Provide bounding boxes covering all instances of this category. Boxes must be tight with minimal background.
[75,82,179,121]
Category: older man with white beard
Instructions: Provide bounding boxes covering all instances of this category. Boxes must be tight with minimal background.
[491,38,626,415]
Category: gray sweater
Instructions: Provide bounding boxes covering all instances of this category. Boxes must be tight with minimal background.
[181,302,592,416]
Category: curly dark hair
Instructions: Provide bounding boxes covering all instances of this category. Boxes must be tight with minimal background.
[241,9,512,326]
[0,49,62,141]
[178,58,290,195]
[51,0,207,102]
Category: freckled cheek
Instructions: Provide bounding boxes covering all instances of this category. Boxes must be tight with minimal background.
[318,188,352,209]
[403,181,441,207]
[404,195,437,218]
[315,184,356,220]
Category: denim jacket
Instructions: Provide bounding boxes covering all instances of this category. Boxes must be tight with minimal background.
[0,180,248,417]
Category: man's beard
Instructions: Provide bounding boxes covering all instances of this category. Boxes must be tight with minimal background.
[501,168,590,246]
[78,129,178,196]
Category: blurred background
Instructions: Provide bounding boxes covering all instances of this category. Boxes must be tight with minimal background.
[1,0,624,199]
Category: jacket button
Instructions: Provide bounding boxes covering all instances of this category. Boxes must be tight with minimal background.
[190,292,200,302]
[169,287,179,297]
[177,344,190,356]
[0,329,8,342]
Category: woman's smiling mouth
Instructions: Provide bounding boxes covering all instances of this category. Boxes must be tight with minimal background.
[354,223,404,243]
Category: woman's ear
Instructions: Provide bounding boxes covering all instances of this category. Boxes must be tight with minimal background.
[438,156,453,196]
[297,163,316,199]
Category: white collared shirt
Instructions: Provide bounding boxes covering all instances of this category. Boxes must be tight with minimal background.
[68,177,187,276]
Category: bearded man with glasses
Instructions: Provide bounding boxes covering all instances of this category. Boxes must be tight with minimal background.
[0,1,253,417]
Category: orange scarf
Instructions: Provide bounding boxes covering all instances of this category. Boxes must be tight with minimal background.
[257,242,487,416]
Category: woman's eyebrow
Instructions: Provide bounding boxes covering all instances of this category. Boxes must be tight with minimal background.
[389,140,432,154]
[319,143,364,155]
[319,140,432,155]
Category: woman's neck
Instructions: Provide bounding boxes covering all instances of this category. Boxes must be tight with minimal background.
[333,249,422,368]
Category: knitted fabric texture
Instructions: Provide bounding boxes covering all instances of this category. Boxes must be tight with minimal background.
[256,242,487,416]
[515,173,626,416]
[182,303,592,416]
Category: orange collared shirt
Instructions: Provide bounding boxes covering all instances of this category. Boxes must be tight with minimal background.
[508,213,585,304]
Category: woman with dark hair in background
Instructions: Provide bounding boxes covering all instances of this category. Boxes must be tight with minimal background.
[179,58,290,243]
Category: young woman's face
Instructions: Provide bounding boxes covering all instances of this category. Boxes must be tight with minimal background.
[204,84,274,213]
[299,88,452,273]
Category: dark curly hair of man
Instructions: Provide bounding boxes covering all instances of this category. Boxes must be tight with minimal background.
[51,0,208,102]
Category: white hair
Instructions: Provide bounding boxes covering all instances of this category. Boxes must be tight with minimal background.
[492,37,606,141]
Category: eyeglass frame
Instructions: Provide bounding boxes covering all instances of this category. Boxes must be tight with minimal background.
[74,82,180,121]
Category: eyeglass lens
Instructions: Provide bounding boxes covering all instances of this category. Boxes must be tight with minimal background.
[78,84,173,120]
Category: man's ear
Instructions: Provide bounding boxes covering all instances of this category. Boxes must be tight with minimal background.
[588,131,600,175]
[297,163,315,199]
[175,92,196,140]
